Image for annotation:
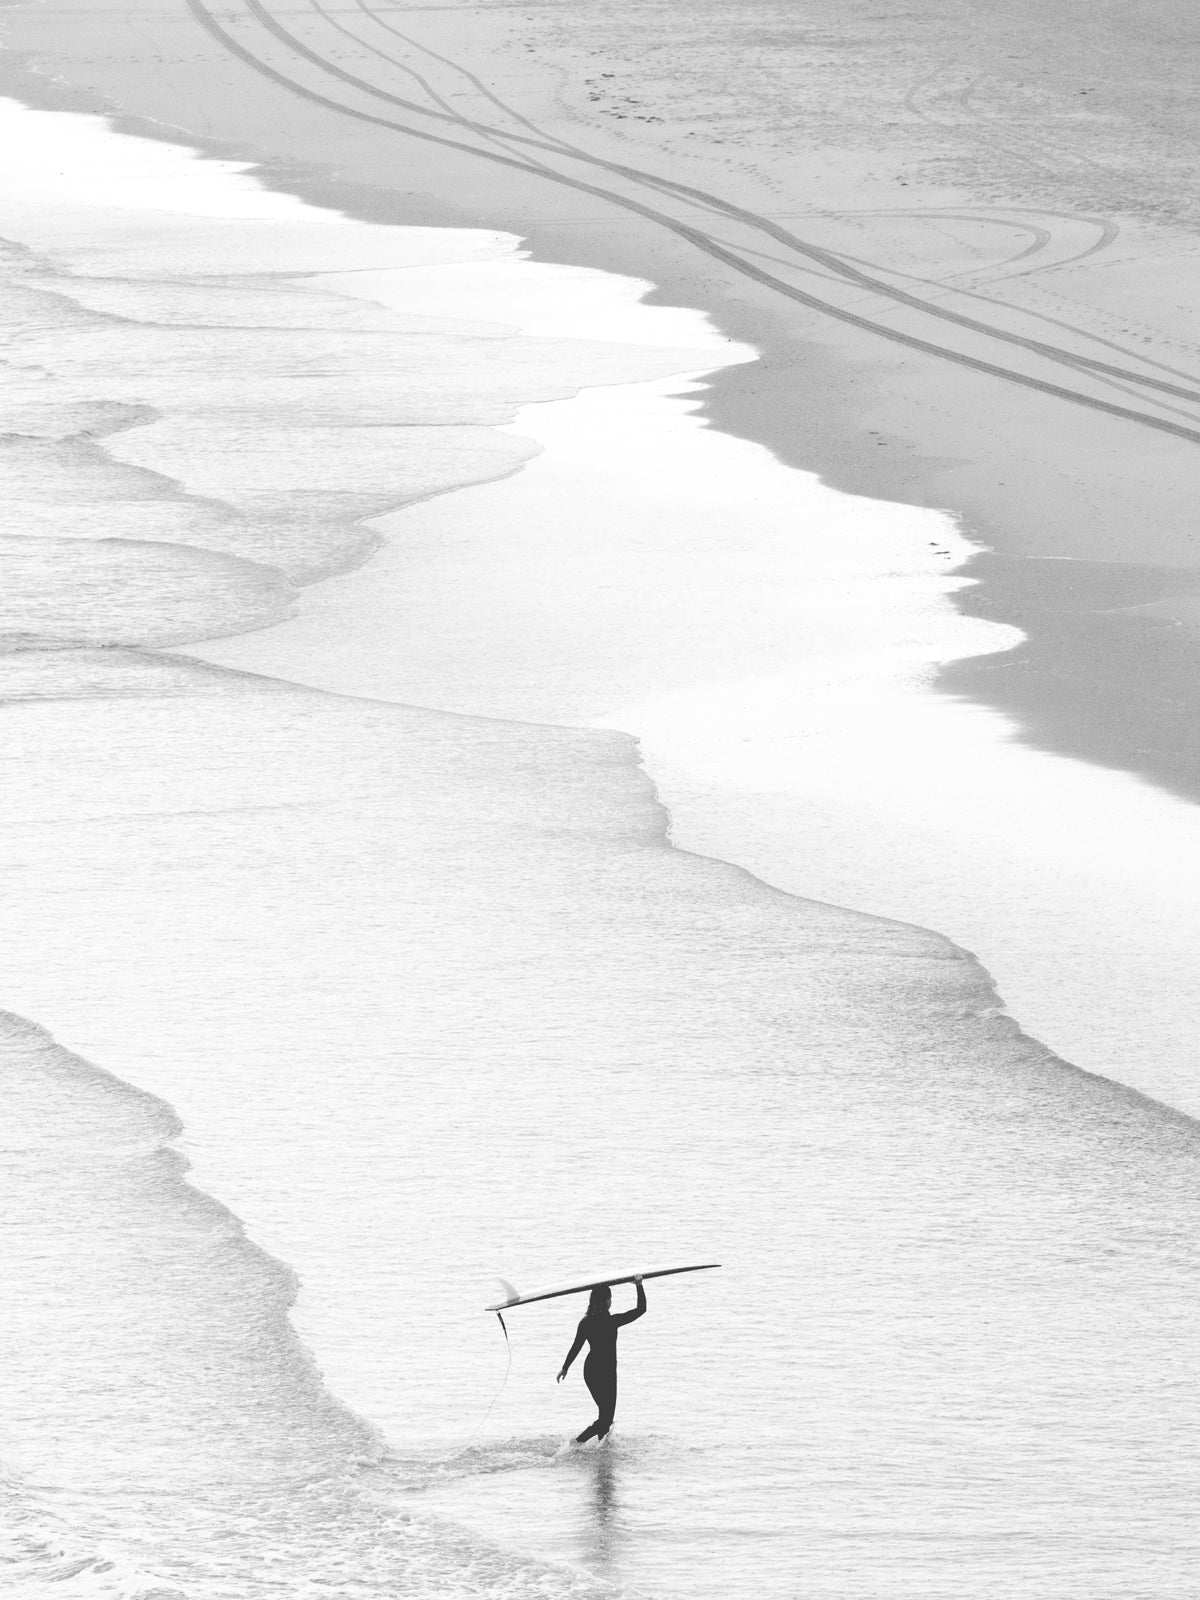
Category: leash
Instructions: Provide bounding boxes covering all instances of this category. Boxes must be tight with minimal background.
[450,1311,512,1459]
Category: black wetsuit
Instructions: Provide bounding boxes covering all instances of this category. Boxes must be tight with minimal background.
[565,1283,646,1443]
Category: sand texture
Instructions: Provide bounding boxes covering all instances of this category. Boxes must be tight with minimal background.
[2,0,1198,799]
[3,18,1200,1596]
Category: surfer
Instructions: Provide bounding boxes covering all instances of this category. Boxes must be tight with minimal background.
[557,1276,646,1443]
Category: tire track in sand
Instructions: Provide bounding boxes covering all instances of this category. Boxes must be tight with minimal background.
[250,0,1200,411]
[181,0,1200,445]
[332,15,1194,398]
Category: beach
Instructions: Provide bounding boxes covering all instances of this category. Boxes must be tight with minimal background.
[2,2,1200,1595]
[4,0,1199,797]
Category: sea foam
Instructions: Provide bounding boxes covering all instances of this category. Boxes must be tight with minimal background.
[6,93,1200,1600]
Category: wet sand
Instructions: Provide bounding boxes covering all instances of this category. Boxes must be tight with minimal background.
[2,0,1199,800]
[4,30,1200,1597]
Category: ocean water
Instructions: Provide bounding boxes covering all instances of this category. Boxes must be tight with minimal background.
[191,354,1200,1116]
[5,96,1200,1600]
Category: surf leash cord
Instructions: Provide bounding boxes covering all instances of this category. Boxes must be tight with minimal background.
[450,1312,512,1460]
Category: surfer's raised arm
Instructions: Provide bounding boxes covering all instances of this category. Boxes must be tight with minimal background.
[557,1321,587,1383]
[613,1277,647,1326]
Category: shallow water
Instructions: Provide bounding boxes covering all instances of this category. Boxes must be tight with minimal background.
[9,659,1200,1599]
[4,96,1200,1600]
[191,365,1200,1116]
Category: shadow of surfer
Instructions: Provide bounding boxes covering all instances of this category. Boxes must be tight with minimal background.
[557,1277,646,1443]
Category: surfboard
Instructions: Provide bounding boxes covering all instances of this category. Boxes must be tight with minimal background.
[485,1263,720,1312]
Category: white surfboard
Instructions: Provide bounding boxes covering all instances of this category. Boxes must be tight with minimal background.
[485,1263,720,1312]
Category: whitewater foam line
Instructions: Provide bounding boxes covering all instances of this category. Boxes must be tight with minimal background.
[0,59,1191,1380]
[11,58,1200,1600]
[182,0,1200,441]
[1,999,656,1597]
[8,91,1198,1121]
[141,634,1200,1146]
[8,659,1200,1596]
[85,641,1193,1144]
[0,1007,387,1491]
[185,339,1200,1119]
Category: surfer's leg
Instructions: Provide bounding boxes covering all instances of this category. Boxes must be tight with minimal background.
[580,1360,617,1441]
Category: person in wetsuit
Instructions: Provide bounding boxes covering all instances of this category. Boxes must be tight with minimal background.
[556,1277,647,1443]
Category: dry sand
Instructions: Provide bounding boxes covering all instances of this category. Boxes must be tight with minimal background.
[2,0,1198,799]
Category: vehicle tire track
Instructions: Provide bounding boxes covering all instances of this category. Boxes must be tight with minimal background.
[833,249,1200,391]
[182,0,1200,445]
[999,211,1121,275]
[350,0,581,154]
[958,73,990,113]
[320,0,785,234]
[903,62,951,121]
[832,204,1121,273]
[242,0,1200,410]
[705,234,1200,427]
[344,11,1169,395]
[859,209,1055,270]
[308,0,654,204]
[344,14,1123,302]
[350,6,1165,392]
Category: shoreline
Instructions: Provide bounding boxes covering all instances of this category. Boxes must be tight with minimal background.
[9,76,1200,1600]
[3,0,1199,804]
[5,89,1200,1117]
[186,351,1200,1118]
